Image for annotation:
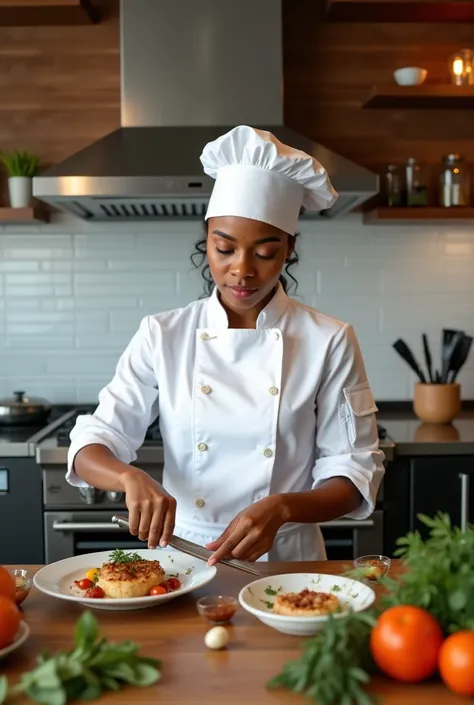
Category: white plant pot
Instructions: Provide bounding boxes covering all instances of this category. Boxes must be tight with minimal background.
[8,176,33,208]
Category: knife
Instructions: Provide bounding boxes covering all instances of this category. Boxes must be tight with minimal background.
[111,515,260,577]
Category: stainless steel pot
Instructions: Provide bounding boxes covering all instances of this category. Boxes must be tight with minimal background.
[0,390,51,426]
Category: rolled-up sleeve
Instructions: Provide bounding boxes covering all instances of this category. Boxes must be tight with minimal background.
[312,324,385,519]
[66,316,159,487]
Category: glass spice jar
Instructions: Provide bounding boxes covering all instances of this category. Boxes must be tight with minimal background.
[385,165,403,207]
[439,154,470,207]
[405,158,428,207]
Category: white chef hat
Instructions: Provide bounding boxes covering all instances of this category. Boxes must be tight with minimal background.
[200,125,338,235]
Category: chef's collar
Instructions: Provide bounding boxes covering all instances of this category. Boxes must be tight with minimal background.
[206,282,289,329]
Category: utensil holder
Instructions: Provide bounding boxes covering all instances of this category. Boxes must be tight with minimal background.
[413,383,461,424]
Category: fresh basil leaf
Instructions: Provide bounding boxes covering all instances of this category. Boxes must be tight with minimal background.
[130,663,161,687]
[24,683,67,705]
[0,676,8,704]
[75,611,98,650]
[449,589,468,611]
[76,683,102,701]
[101,677,120,691]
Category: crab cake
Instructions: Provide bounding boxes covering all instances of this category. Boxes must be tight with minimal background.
[96,558,165,599]
[273,589,341,617]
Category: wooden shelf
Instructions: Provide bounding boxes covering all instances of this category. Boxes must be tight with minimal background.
[0,0,98,26]
[0,206,49,224]
[364,207,474,225]
[363,85,474,109]
[325,0,474,22]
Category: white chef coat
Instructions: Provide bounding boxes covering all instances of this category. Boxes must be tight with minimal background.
[66,283,385,561]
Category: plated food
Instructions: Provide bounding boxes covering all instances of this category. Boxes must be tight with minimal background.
[33,548,216,611]
[273,589,341,617]
[239,573,375,636]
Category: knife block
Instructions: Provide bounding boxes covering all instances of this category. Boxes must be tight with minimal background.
[413,383,461,424]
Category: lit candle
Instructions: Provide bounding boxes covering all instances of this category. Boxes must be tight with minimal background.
[450,49,474,86]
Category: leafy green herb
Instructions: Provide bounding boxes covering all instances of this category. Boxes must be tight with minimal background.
[268,610,376,705]
[331,585,342,592]
[185,566,194,575]
[108,549,143,564]
[264,586,282,596]
[381,512,474,633]
[0,611,161,705]
[260,600,274,610]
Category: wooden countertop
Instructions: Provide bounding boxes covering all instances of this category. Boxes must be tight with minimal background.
[3,561,464,704]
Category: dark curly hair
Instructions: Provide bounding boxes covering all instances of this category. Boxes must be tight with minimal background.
[191,222,300,297]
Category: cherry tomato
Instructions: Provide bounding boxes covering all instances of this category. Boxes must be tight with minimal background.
[149,585,167,596]
[74,578,93,590]
[85,586,105,599]
[165,578,181,592]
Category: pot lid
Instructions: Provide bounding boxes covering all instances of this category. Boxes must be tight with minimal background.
[0,390,51,409]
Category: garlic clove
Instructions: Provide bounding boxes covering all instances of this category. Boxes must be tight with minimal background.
[204,626,229,650]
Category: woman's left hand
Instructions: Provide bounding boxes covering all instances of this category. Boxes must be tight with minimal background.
[205,495,289,564]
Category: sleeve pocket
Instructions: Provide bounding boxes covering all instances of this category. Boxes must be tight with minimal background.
[343,382,378,449]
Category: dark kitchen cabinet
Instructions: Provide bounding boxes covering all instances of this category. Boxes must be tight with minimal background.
[0,459,44,564]
[409,457,473,538]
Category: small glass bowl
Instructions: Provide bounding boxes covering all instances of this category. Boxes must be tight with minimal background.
[354,555,391,583]
[8,569,33,606]
[196,595,237,624]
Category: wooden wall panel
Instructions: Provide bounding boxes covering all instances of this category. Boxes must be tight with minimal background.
[0,0,472,208]
[283,0,474,188]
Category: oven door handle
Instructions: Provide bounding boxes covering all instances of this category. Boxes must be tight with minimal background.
[318,520,374,529]
[52,521,123,533]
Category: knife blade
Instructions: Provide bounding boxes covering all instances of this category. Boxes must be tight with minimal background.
[111,515,260,576]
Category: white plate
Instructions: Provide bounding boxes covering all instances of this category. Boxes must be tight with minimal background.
[0,621,30,660]
[239,573,375,636]
[33,549,216,611]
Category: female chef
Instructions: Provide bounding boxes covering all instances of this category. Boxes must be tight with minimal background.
[67,125,384,563]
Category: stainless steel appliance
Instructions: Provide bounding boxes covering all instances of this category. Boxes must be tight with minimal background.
[37,409,393,563]
[33,0,378,221]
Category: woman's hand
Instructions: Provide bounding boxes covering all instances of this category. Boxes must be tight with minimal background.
[121,469,176,550]
[205,495,289,564]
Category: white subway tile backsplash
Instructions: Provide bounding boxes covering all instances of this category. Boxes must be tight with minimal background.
[0,214,473,401]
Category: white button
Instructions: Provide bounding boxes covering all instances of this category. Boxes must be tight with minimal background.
[263,448,274,458]
[197,442,208,452]
[268,386,279,396]
[201,385,212,395]
[195,498,205,508]
[274,332,280,340]
[200,332,210,341]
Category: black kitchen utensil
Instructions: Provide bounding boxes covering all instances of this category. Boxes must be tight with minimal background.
[393,339,427,383]
[422,333,434,383]
[450,334,473,383]
[441,331,464,383]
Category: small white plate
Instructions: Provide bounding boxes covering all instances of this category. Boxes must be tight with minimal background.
[0,621,30,660]
[239,573,375,636]
[33,549,216,611]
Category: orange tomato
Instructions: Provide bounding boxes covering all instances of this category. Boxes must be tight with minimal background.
[0,566,15,603]
[439,631,474,697]
[149,585,167,596]
[370,605,443,683]
[0,595,21,649]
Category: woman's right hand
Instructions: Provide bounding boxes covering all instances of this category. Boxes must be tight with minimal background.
[121,469,176,550]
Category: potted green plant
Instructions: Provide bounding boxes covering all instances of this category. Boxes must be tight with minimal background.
[0,149,40,208]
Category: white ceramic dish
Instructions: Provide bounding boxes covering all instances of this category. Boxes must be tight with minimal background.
[0,621,30,660]
[393,67,427,86]
[33,549,216,611]
[239,573,375,636]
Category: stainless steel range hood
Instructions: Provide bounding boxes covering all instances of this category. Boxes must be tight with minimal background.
[33,0,379,222]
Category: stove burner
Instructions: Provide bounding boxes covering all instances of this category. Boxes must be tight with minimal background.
[56,412,162,447]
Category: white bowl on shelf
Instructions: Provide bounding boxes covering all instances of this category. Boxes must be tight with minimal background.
[393,67,427,86]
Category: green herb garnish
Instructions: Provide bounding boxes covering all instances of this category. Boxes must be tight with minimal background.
[331,584,342,592]
[382,512,474,633]
[0,611,160,705]
[269,610,376,705]
[260,600,274,609]
[264,586,282,596]
[108,549,143,564]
